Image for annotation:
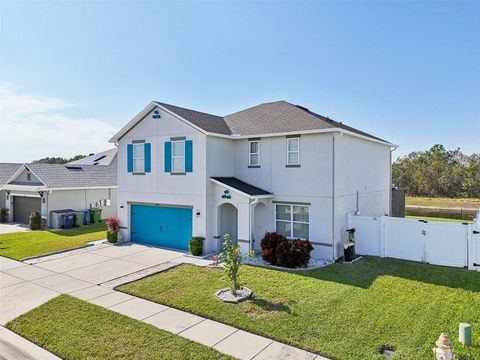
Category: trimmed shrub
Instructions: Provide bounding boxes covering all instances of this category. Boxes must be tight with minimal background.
[260,232,314,268]
[290,239,314,267]
[261,232,285,263]
[189,236,205,256]
[0,208,8,223]
[106,229,118,243]
[29,211,41,230]
[275,237,292,267]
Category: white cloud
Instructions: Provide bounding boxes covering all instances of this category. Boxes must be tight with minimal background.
[0,86,117,162]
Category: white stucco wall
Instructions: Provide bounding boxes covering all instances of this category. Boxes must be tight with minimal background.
[48,188,117,223]
[115,105,391,260]
[232,133,335,258]
[117,107,209,247]
[4,188,116,227]
[332,134,391,258]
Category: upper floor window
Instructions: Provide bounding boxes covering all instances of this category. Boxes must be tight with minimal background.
[249,140,260,166]
[275,204,309,239]
[172,140,185,173]
[26,172,32,181]
[286,138,300,165]
[133,143,145,173]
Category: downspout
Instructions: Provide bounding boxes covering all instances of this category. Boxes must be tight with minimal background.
[332,131,343,261]
[249,197,259,253]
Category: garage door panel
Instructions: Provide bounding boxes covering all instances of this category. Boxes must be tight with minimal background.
[131,204,192,251]
[13,196,41,224]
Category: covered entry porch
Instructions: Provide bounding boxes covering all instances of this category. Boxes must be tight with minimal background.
[210,177,273,255]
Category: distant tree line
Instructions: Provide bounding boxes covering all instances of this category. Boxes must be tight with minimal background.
[392,144,480,198]
[32,154,87,164]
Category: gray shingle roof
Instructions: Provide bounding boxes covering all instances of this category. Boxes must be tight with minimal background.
[156,102,232,135]
[211,177,272,196]
[20,157,117,188]
[155,100,388,143]
[0,163,22,185]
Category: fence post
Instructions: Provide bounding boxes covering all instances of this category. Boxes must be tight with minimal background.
[380,216,386,258]
[467,223,472,270]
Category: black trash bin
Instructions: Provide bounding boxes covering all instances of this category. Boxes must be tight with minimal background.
[344,242,355,262]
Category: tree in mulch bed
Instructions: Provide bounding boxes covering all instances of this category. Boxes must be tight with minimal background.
[215,234,252,303]
[105,216,119,243]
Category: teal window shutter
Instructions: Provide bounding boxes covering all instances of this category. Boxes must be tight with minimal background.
[185,140,193,172]
[164,141,171,172]
[144,143,151,172]
[127,144,133,173]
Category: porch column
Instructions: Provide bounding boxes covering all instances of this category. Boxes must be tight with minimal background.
[237,202,251,255]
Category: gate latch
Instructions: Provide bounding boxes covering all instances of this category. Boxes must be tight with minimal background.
[422,230,426,236]
[473,231,480,235]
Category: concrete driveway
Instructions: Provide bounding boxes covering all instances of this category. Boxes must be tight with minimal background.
[0,223,30,235]
[0,243,185,325]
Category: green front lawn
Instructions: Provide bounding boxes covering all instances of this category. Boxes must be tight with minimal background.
[0,222,106,260]
[406,196,480,208]
[6,295,231,360]
[118,257,480,360]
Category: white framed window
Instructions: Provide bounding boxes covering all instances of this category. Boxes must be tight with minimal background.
[133,143,145,173]
[286,138,300,165]
[275,204,309,239]
[172,140,185,173]
[249,140,260,166]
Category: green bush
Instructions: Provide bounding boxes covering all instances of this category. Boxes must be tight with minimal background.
[189,236,205,256]
[106,229,118,243]
[0,208,8,223]
[29,211,42,230]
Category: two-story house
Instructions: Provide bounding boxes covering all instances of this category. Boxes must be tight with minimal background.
[110,100,395,260]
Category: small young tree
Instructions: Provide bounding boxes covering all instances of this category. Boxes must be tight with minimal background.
[219,233,243,295]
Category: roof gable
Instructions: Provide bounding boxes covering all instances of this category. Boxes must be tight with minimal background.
[8,166,44,186]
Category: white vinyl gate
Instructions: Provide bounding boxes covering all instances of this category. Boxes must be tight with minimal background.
[471,221,480,272]
[348,214,478,270]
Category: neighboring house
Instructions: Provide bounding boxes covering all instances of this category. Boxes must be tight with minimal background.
[0,163,22,215]
[0,149,117,227]
[110,101,395,259]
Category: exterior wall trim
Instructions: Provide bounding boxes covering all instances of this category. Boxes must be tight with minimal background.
[272,200,311,205]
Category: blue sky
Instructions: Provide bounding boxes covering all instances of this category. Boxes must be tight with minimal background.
[1,1,479,162]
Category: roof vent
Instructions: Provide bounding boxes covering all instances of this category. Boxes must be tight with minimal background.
[294,105,310,111]
[94,155,107,162]
[65,166,83,171]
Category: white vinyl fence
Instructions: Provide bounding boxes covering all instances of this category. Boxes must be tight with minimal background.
[347,214,480,271]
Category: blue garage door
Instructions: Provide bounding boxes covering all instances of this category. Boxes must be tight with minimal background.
[131,204,192,251]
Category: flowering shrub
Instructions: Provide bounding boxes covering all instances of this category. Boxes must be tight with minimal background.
[260,232,313,268]
[105,216,119,231]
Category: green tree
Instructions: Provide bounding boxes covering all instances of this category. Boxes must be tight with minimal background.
[392,145,479,198]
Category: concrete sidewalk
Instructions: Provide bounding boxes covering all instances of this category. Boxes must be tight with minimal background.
[0,243,330,359]
[72,286,328,360]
